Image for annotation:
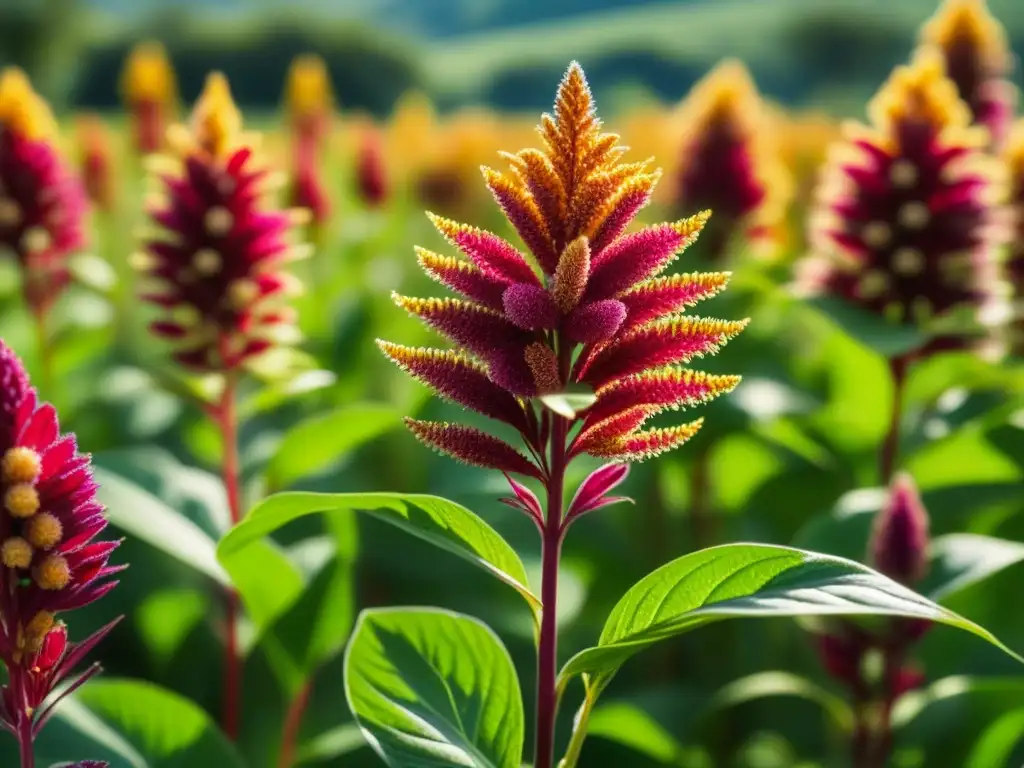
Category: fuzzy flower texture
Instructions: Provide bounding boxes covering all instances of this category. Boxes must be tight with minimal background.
[0,69,88,319]
[0,341,121,741]
[383,63,746,480]
[139,73,307,374]
[802,48,1006,353]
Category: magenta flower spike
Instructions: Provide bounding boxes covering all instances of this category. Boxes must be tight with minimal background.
[0,340,121,764]
[869,472,931,586]
[381,62,745,768]
[0,70,88,324]
[801,48,1008,356]
[918,0,1018,151]
[138,73,307,375]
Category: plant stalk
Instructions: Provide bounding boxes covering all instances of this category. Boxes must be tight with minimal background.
[879,356,908,485]
[17,714,34,768]
[534,411,566,768]
[278,678,313,768]
[217,377,243,742]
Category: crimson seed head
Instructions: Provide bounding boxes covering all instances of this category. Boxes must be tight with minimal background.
[290,144,331,228]
[0,69,88,317]
[869,473,931,586]
[671,60,792,260]
[918,0,1017,150]
[139,73,307,373]
[0,340,121,735]
[383,63,745,479]
[1003,120,1024,353]
[75,114,116,213]
[801,49,1008,353]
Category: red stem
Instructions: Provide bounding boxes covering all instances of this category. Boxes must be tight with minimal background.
[533,339,572,768]
[17,714,33,768]
[217,378,243,742]
[879,356,908,485]
[278,679,313,768]
[32,309,54,404]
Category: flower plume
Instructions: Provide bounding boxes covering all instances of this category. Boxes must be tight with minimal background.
[0,69,87,318]
[383,62,744,478]
[800,48,1007,354]
[120,41,177,154]
[670,60,792,260]
[138,72,307,373]
[1005,119,1024,352]
[918,0,1016,150]
[0,340,121,741]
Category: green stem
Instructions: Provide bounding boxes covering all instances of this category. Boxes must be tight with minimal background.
[557,689,596,768]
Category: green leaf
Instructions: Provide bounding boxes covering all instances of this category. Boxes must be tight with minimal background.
[92,465,229,587]
[1,679,247,767]
[965,706,1024,768]
[707,671,854,732]
[265,404,400,490]
[240,368,337,418]
[807,296,925,357]
[297,724,366,765]
[218,492,539,614]
[135,588,209,668]
[585,702,693,765]
[344,608,524,768]
[558,544,1021,696]
[918,533,1024,602]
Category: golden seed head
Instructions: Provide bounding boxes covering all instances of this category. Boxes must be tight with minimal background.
[204,206,233,237]
[889,159,919,189]
[2,447,41,484]
[0,197,21,228]
[25,512,62,550]
[892,247,926,276]
[34,554,70,590]
[226,278,260,310]
[1,537,33,569]
[20,226,51,254]
[5,483,39,518]
[552,236,591,312]
[524,342,562,394]
[21,611,54,653]
[192,247,222,276]
[861,221,891,249]
[897,201,931,230]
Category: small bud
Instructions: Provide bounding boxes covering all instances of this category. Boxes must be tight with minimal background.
[897,201,930,230]
[0,197,21,228]
[524,342,562,394]
[24,511,62,550]
[34,554,70,590]
[502,283,559,330]
[869,472,930,585]
[552,236,591,312]
[192,248,222,276]
[889,160,918,189]
[1,536,33,569]
[2,446,41,484]
[21,610,54,654]
[5,483,40,518]
[204,206,233,237]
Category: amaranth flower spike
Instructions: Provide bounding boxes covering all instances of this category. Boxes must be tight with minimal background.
[670,60,792,260]
[0,69,88,320]
[801,48,1008,354]
[120,41,177,155]
[918,0,1017,150]
[383,61,746,481]
[138,72,308,374]
[0,340,122,752]
[1002,118,1024,354]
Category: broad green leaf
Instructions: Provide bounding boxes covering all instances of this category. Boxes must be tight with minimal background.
[260,513,359,692]
[965,706,1024,768]
[0,679,247,767]
[265,404,400,489]
[707,671,853,732]
[585,702,695,765]
[92,466,229,587]
[558,544,1021,696]
[225,537,304,633]
[918,533,1024,602]
[344,608,524,768]
[73,679,245,767]
[218,492,538,613]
